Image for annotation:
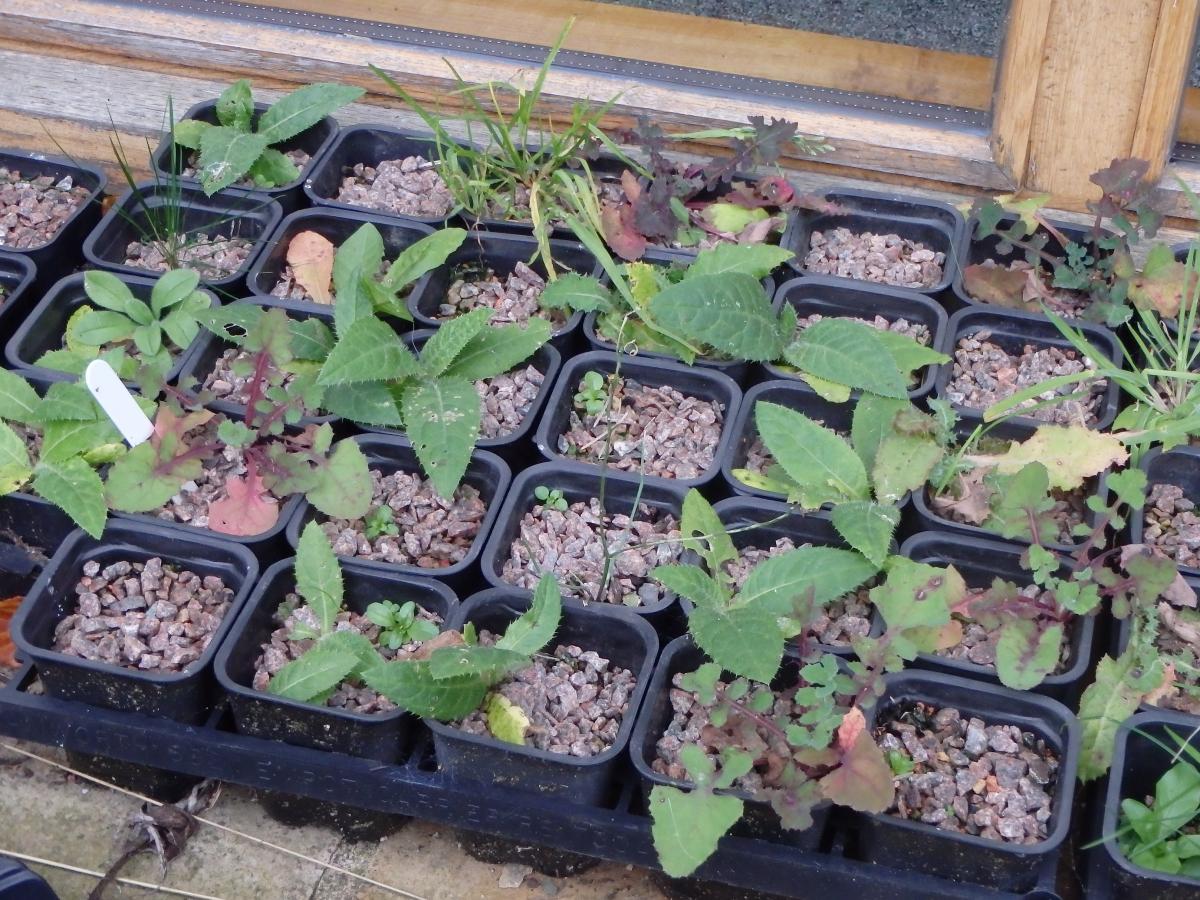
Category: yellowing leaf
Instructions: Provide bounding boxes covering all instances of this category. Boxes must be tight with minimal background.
[976,425,1128,491]
[485,693,530,746]
[287,231,335,304]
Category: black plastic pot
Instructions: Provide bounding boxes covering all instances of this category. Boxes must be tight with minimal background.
[254,787,409,842]
[425,586,659,805]
[1130,445,1200,578]
[1097,710,1200,899]
[1111,569,1200,718]
[407,231,596,349]
[934,306,1123,431]
[534,350,742,490]
[898,532,1096,702]
[215,556,458,762]
[0,149,106,284]
[153,99,339,214]
[246,207,440,320]
[630,635,832,852]
[303,124,464,224]
[0,477,79,560]
[8,520,259,724]
[720,380,855,501]
[762,275,948,400]
[285,433,511,594]
[0,252,36,351]
[478,460,688,621]
[81,182,283,294]
[782,188,966,296]
[849,670,1079,893]
[5,270,214,386]
[0,856,56,900]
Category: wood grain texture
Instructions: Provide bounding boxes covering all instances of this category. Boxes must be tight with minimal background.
[989,0,1051,185]
[1131,0,1200,165]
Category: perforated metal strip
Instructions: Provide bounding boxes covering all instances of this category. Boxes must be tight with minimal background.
[122,0,991,130]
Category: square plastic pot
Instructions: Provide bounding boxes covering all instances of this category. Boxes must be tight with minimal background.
[0,149,106,283]
[1130,445,1200,579]
[425,586,659,805]
[782,188,966,296]
[762,275,948,400]
[1112,569,1200,718]
[8,520,259,724]
[0,252,36,351]
[478,460,687,622]
[849,670,1079,894]
[5,271,215,385]
[303,125,464,224]
[285,433,511,594]
[214,556,458,763]
[534,350,742,490]
[629,635,832,851]
[82,182,282,293]
[153,99,339,214]
[246,207,439,318]
[407,231,597,349]
[898,531,1096,703]
[933,306,1123,431]
[1097,710,1200,899]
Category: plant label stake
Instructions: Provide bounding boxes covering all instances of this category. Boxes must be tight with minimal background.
[85,360,153,447]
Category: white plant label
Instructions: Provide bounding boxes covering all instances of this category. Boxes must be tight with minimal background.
[84,359,154,447]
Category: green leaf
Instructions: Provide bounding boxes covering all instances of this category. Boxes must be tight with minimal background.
[851,395,908,473]
[800,373,852,403]
[679,489,736,576]
[873,329,949,376]
[818,731,895,813]
[652,564,728,608]
[160,308,201,351]
[650,273,784,362]
[755,401,868,505]
[872,432,944,505]
[131,323,163,357]
[401,377,480,498]
[150,268,202,315]
[31,456,106,538]
[197,126,270,194]
[984,463,1058,543]
[784,319,909,399]
[362,659,489,720]
[870,558,961,632]
[257,83,364,144]
[289,317,336,362]
[0,369,40,425]
[172,118,211,150]
[486,693,530,745]
[215,79,254,131]
[73,310,135,346]
[830,502,898,568]
[84,270,135,313]
[685,244,793,279]
[247,147,301,187]
[441,319,552,381]
[41,418,121,464]
[104,440,201,512]
[316,630,380,673]
[35,383,97,424]
[419,308,493,376]
[738,546,878,617]
[496,574,562,655]
[269,647,360,702]
[539,273,615,313]
[649,785,743,878]
[995,621,1063,691]
[1078,652,1164,781]
[427,645,529,681]
[295,520,343,634]
[0,423,32,493]
[332,224,386,336]
[381,228,467,292]
[689,600,783,682]
[318,317,419,385]
[321,382,405,427]
[304,438,372,520]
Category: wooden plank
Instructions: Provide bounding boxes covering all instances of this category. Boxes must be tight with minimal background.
[989,0,1051,185]
[1131,0,1200,167]
[236,0,998,111]
[1181,87,1200,144]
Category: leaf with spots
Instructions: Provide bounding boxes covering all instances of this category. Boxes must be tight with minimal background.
[400,377,480,498]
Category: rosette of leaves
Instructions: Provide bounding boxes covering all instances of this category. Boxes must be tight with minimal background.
[1117,731,1200,877]
[279,223,466,319]
[37,269,210,386]
[0,369,147,538]
[173,79,364,194]
[647,549,967,877]
[316,300,551,498]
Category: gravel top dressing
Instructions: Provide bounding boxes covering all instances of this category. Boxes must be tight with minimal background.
[804,228,944,288]
[557,376,725,479]
[321,468,487,568]
[181,148,310,188]
[945,333,1105,425]
[457,631,636,757]
[125,234,253,280]
[501,497,683,607]
[156,434,251,530]
[478,364,544,439]
[439,264,566,328]
[203,348,296,405]
[334,156,455,219]
[0,167,91,249]
[54,558,233,672]
[1144,482,1200,569]
[876,701,1059,844]
[252,594,443,714]
[936,586,1072,673]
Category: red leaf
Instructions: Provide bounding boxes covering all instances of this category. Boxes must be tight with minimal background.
[601,201,648,262]
[819,730,894,813]
[835,708,866,753]
[208,465,279,536]
[152,406,214,447]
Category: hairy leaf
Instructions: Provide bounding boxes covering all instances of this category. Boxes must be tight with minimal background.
[332,224,385,331]
[649,786,743,878]
[685,243,793,279]
[257,83,364,144]
[215,79,254,131]
[401,377,480,498]
[0,369,40,425]
[441,319,552,381]
[653,564,727,608]
[318,317,418,385]
[872,431,943,505]
[303,438,372,520]
[1078,652,1165,781]
[784,319,908,399]
[539,272,615,313]
[247,147,302,187]
[873,329,949,376]
[0,423,33,493]
[496,574,562,655]
[851,395,907,474]
[650,273,784,362]
[320,382,405,427]
[755,401,868,505]
[830,501,898,568]
[689,600,783,682]
[172,118,211,150]
[679,489,736,576]
[419,308,493,376]
[31,457,106,538]
[739,546,878,617]
[382,228,467,291]
[362,659,489,720]
[428,645,529,681]
[196,126,270,194]
[269,646,360,702]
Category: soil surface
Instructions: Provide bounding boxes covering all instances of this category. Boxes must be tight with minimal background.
[53,558,233,672]
[0,168,91,250]
[501,497,683,607]
[181,148,310,188]
[458,633,636,758]
[1143,482,1200,569]
[252,595,442,714]
[876,701,1059,844]
[322,467,487,569]
[335,156,455,219]
[937,586,1072,672]
[804,228,944,288]
[944,333,1105,425]
[125,234,253,280]
[438,264,566,328]
[966,259,1090,318]
[1149,593,1200,716]
[157,442,253,530]
[478,364,544,440]
[202,348,295,406]
[557,375,724,479]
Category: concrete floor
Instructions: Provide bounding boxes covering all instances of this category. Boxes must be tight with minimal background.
[0,742,660,900]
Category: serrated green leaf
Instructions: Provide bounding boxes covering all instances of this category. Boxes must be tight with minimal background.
[269,646,360,702]
[755,401,868,505]
[679,489,736,576]
[799,373,852,402]
[321,382,406,426]
[427,644,529,681]
[41,418,120,463]
[401,377,480,498]
[215,79,254,131]
[32,456,106,538]
[257,83,363,144]
[653,564,728,607]
[870,558,962,632]
[486,693,530,745]
[332,223,385,334]
[419,308,493,376]
[830,502,898,568]
[381,228,467,292]
[37,382,107,424]
[872,432,943,505]
[851,395,908,474]
[496,573,562,655]
[295,520,343,633]
[0,422,32,493]
[0,369,41,425]
[289,317,336,362]
[362,659,489,720]
[650,273,784,362]
[873,329,949,376]
[689,600,783,682]
[318,316,418,385]
[784,319,908,398]
[441,319,551,381]
[539,272,614,313]
[84,270,135,313]
[197,126,270,194]
[304,438,372,520]
[685,244,793,279]
[172,118,211,151]
[739,546,878,617]
[247,147,301,187]
[649,785,743,878]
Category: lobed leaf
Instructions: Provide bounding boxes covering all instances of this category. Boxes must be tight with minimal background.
[539,272,615,313]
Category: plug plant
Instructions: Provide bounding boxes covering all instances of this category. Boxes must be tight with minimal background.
[532,485,568,512]
[572,370,609,416]
[363,505,399,539]
[173,80,364,194]
[1114,729,1200,877]
[364,599,440,650]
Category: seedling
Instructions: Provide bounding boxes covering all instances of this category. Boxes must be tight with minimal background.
[533,485,568,512]
[364,599,440,650]
[572,371,609,417]
[173,80,364,194]
[1115,729,1200,877]
[363,505,399,539]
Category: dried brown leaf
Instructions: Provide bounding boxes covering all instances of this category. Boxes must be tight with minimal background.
[287,231,335,305]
